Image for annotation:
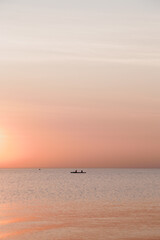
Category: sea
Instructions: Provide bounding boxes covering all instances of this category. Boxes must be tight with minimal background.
[0,168,160,240]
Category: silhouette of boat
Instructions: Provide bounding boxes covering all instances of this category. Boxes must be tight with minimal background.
[70,170,86,173]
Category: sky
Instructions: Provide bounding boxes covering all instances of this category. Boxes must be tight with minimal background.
[0,0,160,168]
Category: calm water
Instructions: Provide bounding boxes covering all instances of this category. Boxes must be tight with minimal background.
[0,168,160,240]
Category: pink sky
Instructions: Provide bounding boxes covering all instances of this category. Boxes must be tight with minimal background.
[0,0,160,168]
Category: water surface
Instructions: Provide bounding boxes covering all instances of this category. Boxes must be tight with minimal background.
[0,168,160,239]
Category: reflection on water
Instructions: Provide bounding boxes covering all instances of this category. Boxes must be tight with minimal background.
[0,168,160,240]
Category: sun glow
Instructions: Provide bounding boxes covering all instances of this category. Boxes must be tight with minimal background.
[0,133,6,146]
[0,131,8,160]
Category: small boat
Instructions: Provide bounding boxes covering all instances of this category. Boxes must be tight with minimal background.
[70,170,86,174]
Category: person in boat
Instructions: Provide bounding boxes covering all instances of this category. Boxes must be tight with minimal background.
[81,170,83,173]
[75,170,77,173]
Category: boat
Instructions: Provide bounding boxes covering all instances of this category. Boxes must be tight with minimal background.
[70,170,86,173]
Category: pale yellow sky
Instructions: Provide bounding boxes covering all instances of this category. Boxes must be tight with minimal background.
[0,0,160,167]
